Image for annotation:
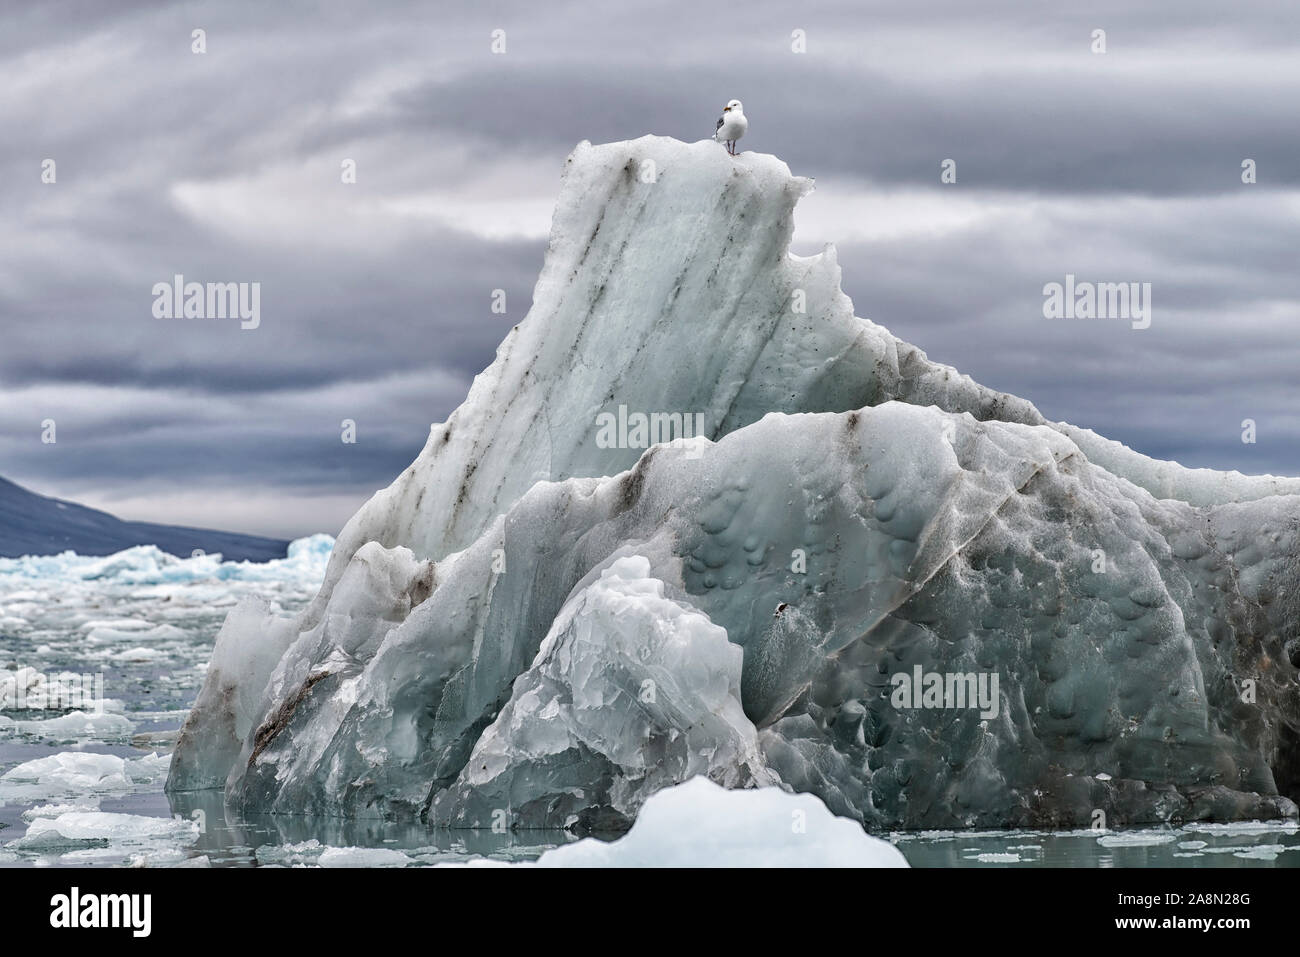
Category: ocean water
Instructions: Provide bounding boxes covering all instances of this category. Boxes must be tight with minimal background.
[1,540,1297,868]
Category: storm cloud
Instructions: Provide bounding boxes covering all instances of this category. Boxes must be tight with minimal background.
[2,0,1297,537]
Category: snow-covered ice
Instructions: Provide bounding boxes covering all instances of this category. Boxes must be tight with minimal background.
[534,776,907,867]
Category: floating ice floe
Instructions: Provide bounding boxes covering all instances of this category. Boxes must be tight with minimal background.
[317,847,414,868]
[1231,844,1288,861]
[966,852,1022,863]
[0,750,170,802]
[1096,832,1178,848]
[129,849,211,868]
[10,811,199,851]
[252,840,414,868]
[11,710,135,743]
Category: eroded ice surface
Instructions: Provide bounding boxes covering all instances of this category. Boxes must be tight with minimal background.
[165,137,1300,834]
[430,556,775,829]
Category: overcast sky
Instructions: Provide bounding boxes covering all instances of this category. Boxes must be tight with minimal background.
[3,0,1298,539]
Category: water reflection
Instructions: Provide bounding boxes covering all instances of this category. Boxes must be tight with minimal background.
[892,822,1300,868]
[166,789,573,866]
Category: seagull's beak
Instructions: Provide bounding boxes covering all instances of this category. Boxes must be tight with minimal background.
[723,106,730,112]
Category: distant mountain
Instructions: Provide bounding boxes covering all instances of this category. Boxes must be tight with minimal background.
[0,476,288,561]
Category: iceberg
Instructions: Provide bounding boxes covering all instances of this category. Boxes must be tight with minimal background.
[168,136,1300,833]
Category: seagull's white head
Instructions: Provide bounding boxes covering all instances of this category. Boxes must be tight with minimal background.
[724,99,743,113]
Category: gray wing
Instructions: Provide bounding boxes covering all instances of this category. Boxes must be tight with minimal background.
[716,116,724,131]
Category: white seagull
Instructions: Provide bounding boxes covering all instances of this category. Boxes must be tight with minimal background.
[714,99,747,156]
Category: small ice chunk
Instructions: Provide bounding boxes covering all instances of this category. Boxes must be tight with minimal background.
[125,752,172,785]
[1097,832,1177,847]
[316,847,413,868]
[130,848,211,868]
[255,839,325,866]
[535,776,908,867]
[13,710,134,741]
[1233,845,1286,861]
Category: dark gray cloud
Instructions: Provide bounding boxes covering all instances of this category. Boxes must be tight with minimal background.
[2,0,1297,537]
